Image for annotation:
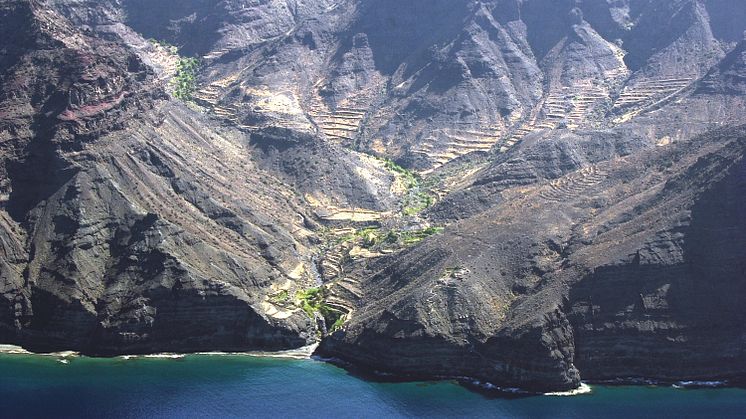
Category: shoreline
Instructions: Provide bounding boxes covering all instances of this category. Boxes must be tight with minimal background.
[0,343,319,361]
[0,344,739,395]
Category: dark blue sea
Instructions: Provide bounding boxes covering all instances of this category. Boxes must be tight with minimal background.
[1,351,745,418]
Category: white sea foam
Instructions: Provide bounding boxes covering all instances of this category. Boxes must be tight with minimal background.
[0,345,79,359]
[544,382,593,396]
[143,354,186,359]
[1,343,319,362]
[0,344,31,355]
[468,379,531,394]
[673,380,726,388]
[468,379,593,396]
[119,354,186,360]
[49,351,78,358]
[196,343,319,360]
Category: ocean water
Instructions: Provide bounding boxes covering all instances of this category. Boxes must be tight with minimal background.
[1,352,745,418]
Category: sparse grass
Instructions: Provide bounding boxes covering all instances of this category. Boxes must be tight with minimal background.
[444,265,468,277]
[403,191,434,216]
[334,232,355,245]
[378,157,418,189]
[399,226,444,245]
[149,39,179,54]
[269,290,290,305]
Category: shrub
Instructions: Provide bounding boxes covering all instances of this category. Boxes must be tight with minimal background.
[172,57,200,101]
[270,290,290,304]
[296,287,345,331]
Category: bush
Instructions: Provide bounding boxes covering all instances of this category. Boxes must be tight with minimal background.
[270,290,290,304]
[297,287,324,318]
[378,157,418,189]
[403,191,434,216]
[399,226,444,245]
[296,287,345,331]
[172,57,200,101]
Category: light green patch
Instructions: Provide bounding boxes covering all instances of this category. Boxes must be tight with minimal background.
[403,191,434,216]
[296,287,324,318]
[374,226,444,249]
[398,226,444,245]
[378,157,418,189]
[172,56,200,101]
[330,314,346,332]
[296,287,344,332]
[149,38,201,102]
[269,290,290,305]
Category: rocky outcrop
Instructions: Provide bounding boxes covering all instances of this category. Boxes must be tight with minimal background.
[568,130,746,382]
[138,0,746,173]
[697,40,746,95]
[0,0,320,354]
[319,127,746,390]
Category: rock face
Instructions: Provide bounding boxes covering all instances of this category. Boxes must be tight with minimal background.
[319,127,746,390]
[1,0,745,391]
[0,0,389,354]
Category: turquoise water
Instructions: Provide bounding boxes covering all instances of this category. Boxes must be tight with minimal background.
[1,354,745,418]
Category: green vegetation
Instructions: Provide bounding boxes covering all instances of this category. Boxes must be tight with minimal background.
[383,230,400,244]
[172,56,200,101]
[148,39,201,102]
[397,226,445,245]
[296,287,345,332]
[327,224,444,252]
[376,156,439,216]
[328,227,381,248]
[373,156,441,216]
[366,226,445,249]
[330,314,346,332]
[349,227,380,247]
[379,157,418,189]
[269,290,290,305]
[297,287,324,317]
[360,227,380,248]
[403,191,434,216]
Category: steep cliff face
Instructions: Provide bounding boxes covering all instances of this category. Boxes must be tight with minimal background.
[48,0,746,171]
[698,39,746,96]
[568,131,746,382]
[0,0,322,354]
[320,127,746,391]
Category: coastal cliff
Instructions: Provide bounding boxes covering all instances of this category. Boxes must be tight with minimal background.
[0,0,744,390]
